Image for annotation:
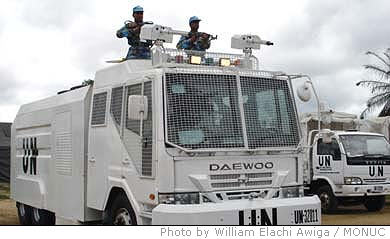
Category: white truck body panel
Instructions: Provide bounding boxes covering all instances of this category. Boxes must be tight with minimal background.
[153,196,320,225]
[11,86,101,221]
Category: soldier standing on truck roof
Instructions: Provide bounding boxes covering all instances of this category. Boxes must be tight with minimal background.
[176,16,211,51]
[116,5,153,59]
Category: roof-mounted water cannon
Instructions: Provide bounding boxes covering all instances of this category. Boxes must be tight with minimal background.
[231,35,274,56]
[140,24,219,66]
[141,24,176,44]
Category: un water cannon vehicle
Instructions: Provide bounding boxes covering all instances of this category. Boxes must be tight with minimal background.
[11,24,320,225]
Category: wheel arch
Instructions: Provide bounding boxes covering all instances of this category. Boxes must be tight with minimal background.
[310,177,337,194]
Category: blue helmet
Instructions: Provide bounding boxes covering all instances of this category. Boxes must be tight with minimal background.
[133,5,144,13]
[189,16,201,25]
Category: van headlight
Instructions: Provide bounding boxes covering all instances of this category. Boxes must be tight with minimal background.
[344,177,362,185]
[280,186,304,198]
[158,193,200,205]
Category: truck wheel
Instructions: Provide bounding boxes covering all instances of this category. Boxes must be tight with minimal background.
[317,185,338,214]
[364,196,386,212]
[31,207,56,225]
[103,193,137,225]
[16,202,32,225]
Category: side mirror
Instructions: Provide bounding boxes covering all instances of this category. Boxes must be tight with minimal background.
[297,82,312,102]
[128,95,148,120]
[321,130,334,144]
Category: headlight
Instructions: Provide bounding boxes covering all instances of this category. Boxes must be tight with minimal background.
[344,177,362,185]
[280,186,304,198]
[158,193,200,205]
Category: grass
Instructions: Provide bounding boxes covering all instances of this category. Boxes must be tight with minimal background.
[0,183,10,200]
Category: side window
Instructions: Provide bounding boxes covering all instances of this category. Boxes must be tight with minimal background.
[91,92,108,126]
[142,81,153,177]
[110,87,124,129]
[317,138,341,161]
[125,84,142,135]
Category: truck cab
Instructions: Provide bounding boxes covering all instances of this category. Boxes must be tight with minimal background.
[308,130,390,213]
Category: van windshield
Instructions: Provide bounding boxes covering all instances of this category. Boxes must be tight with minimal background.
[340,135,390,157]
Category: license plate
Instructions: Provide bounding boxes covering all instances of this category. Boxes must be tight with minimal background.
[238,207,320,225]
[374,186,384,192]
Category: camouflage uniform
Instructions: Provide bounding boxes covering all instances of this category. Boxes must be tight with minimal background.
[116,22,153,59]
[176,33,211,51]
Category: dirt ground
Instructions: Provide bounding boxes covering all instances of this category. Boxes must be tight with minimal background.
[1,182,390,225]
[0,183,18,225]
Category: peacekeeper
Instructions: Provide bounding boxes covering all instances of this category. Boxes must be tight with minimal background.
[116,5,153,59]
[176,16,211,51]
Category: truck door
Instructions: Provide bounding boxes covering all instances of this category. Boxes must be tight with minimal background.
[313,138,344,185]
[122,81,153,178]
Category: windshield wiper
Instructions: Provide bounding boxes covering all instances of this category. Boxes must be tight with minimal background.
[364,154,385,158]
[347,154,364,158]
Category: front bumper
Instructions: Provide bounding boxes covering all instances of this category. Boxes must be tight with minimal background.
[152,196,320,225]
[334,184,390,196]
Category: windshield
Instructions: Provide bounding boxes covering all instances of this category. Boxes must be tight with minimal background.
[340,135,390,157]
[165,73,299,150]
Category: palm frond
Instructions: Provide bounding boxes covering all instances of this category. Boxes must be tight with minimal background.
[366,51,390,68]
[364,64,390,81]
[384,51,390,63]
[356,80,389,89]
[367,91,390,109]
[371,84,390,94]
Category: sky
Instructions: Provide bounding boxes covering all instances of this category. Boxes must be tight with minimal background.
[0,0,389,122]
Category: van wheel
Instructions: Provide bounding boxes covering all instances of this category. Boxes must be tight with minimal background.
[16,202,32,225]
[364,196,386,212]
[317,185,338,214]
[31,207,56,225]
[103,193,137,225]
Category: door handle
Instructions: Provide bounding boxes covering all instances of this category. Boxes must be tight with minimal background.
[89,157,96,163]
[316,167,320,169]
[122,158,130,165]
[142,138,148,148]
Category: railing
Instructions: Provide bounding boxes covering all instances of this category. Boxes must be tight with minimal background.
[153,48,259,70]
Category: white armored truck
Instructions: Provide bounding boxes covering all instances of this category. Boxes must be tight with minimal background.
[300,111,390,213]
[11,24,320,225]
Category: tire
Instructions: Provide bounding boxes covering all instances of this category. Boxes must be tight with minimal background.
[317,185,338,214]
[31,207,56,225]
[103,193,137,225]
[16,202,33,225]
[364,196,386,212]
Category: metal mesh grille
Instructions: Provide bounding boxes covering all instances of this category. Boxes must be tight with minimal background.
[163,49,258,70]
[126,84,142,135]
[210,174,241,180]
[211,180,272,189]
[363,178,387,184]
[164,70,300,151]
[55,132,72,176]
[110,87,123,127]
[246,172,273,178]
[210,172,273,189]
[142,81,153,177]
[165,73,244,150]
[240,76,299,148]
[91,92,107,125]
[211,182,241,188]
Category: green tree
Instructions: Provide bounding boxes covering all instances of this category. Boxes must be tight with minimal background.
[356,48,390,117]
[82,79,94,86]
